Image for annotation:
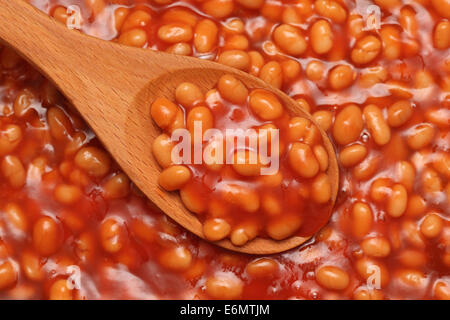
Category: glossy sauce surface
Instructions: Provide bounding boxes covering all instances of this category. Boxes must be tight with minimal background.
[0,0,448,299]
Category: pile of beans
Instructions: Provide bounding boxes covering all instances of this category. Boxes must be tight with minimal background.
[0,0,447,299]
[150,75,333,245]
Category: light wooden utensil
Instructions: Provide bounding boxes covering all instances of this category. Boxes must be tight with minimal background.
[0,0,339,254]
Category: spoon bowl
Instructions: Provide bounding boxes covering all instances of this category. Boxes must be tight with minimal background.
[0,0,338,254]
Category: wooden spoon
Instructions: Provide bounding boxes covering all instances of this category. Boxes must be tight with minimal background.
[0,0,338,254]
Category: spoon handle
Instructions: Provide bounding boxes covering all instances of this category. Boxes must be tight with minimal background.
[0,0,190,103]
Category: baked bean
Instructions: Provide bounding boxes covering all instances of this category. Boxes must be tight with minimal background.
[47,107,74,141]
[380,26,401,60]
[405,194,427,218]
[202,0,234,19]
[333,104,363,145]
[21,250,44,281]
[203,218,231,241]
[364,104,391,146]
[370,178,392,202]
[121,10,151,32]
[311,173,331,203]
[398,249,427,268]
[159,247,192,271]
[347,14,364,39]
[402,220,426,248]
[1,155,26,188]
[232,150,266,177]
[223,18,245,34]
[353,155,380,181]
[14,89,36,118]
[295,98,312,114]
[259,61,282,89]
[400,6,418,37]
[288,142,320,178]
[310,20,333,54]
[387,184,408,218]
[434,21,450,49]
[180,185,206,214]
[113,7,130,32]
[261,194,282,216]
[339,144,367,167]
[359,66,388,88]
[396,269,427,288]
[103,173,130,199]
[248,51,264,76]
[225,34,249,50]
[4,202,28,232]
[0,261,17,290]
[74,147,111,178]
[316,265,350,290]
[218,50,250,70]
[422,168,443,194]
[355,257,390,287]
[159,165,191,191]
[49,279,73,300]
[205,274,243,299]
[221,183,260,212]
[258,171,283,188]
[166,42,192,56]
[351,202,373,238]
[414,70,434,89]
[266,214,302,240]
[273,24,307,56]
[406,123,435,150]
[246,258,279,278]
[281,59,301,83]
[312,110,332,132]
[249,89,283,120]
[361,237,391,258]
[387,100,413,127]
[0,124,22,156]
[52,6,68,24]
[313,145,329,171]
[194,19,218,53]
[157,23,193,43]
[118,28,147,47]
[175,82,204,109]
[33,216,63,256]
[54,184,82,205]
[314,0,347,24]
[287,117,321,145]
[151,98,179,130]
[353,288,384,300]
[433,152,450,179]
[420,213,443,238]
[161,8,198,27]
[306,61,325,81]
[217,74,248,104]
[434,281,450,300]
[188,115,213,149]
[230,224,258,246]
[65,132,87,156]
[236,0,264,9]
[351,35,381,65]
[395,161,415,192]
[328,65,355,90]
[100,218,127,253]
[281,7,303,25]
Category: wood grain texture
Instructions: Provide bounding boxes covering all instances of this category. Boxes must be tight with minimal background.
[0,0,339,254]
